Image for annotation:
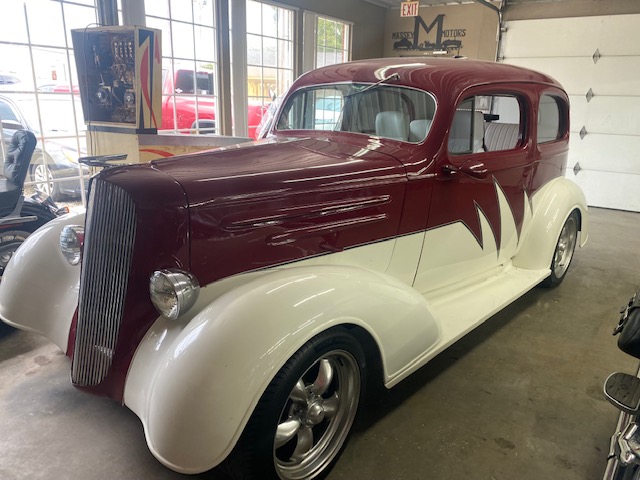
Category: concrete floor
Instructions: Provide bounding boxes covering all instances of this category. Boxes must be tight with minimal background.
[1,207,639,480]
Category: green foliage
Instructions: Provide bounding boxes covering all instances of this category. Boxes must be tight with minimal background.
[317,17,345,49]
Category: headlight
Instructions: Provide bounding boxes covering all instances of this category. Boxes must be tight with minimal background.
[149,269,200,320]
[59,225,84,265]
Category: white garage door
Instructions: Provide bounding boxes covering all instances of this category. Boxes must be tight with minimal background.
[501,14,640,212]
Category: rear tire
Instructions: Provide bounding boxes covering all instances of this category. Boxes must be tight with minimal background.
[540,210,579,288]
[222,329,366,480]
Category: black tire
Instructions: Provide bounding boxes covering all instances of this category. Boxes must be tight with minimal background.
[222,328,366,480]
[0,230,31,277]
[540,210,579,288]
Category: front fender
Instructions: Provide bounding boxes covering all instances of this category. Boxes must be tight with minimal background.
[514,176,588,271]
[124,265,439,474]
[0,211,85,352]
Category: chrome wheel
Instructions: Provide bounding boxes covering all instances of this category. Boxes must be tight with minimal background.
[274,350,361,480]
[552,214,578,279]
[33,163,54,196]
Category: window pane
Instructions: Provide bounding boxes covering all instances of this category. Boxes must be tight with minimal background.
[262,4,277,38]
[170,0,193,24]
[172,21,195,59]
[195,26,215,61]
[538,95,562,143]
[247,34,262,65]
[262,37,277,67]
[278,40,292,69]
[27,0,65,47]
[315,16,351,68]
[0,2,28,43]
[145,0,170,19]
[278,8,293,41]
[193,0,214,27]
[246,1,262,34]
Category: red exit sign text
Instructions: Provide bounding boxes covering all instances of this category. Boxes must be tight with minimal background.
[400,1,419,17]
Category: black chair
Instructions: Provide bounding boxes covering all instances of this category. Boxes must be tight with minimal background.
[0,130,37,216]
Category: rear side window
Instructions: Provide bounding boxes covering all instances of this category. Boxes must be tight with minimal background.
[538,95,564,144]
[448,94,523,154]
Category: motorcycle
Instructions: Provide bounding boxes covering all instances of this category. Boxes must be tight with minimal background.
[603,290,640,479]
[0,130,68,277]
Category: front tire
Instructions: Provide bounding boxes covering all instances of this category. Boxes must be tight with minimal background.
[225,329,366,480]
[540,210,579,288]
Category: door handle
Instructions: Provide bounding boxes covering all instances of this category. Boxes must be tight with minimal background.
[460,161,488,179]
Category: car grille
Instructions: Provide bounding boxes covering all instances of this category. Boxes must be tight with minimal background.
[71,178,137,386]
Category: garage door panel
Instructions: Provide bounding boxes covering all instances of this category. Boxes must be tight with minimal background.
[599,14,640,55]
[569,133,640,175]
[504,57,593,94]
[574,97,640,136]
[592,56,640,96]
[503,17,603,58]
[564,169,640,211]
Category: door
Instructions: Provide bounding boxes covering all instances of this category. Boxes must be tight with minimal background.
[414,90,534,293]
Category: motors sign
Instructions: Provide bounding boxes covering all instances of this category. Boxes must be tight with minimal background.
[400,1,419,17]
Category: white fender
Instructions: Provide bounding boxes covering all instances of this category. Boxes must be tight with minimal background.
[124,265,440,474]
[0,211,85,352]
[514,177,588,271]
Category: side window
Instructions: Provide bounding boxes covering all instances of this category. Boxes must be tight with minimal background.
[449,94,523,154]
[538,94,563,144]
[0,100,19,124]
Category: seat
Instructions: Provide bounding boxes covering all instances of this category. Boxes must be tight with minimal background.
[375,111,409,141]
[448,110,485,154]
[0,130,37,211]
[484,122,519,151]
[409,119,432,143]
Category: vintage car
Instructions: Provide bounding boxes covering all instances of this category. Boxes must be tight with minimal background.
[0,58,588,479]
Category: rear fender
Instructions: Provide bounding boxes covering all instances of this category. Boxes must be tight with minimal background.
[514,177,588,271]
[124,265,439,474]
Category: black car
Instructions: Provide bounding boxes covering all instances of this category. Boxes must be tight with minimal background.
[0,94,89,200]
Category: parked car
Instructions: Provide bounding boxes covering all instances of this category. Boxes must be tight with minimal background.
[162,67,267,138]
[0,58,588,479]
[0,94,88,200]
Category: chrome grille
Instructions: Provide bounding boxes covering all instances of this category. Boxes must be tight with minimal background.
[71,178,137,386]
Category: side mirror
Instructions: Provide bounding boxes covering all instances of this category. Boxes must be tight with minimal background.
[1,120,25,131]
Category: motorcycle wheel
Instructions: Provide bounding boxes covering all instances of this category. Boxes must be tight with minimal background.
[0,230,31,277]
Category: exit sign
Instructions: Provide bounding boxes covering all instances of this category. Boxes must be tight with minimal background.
[400,1,419,17]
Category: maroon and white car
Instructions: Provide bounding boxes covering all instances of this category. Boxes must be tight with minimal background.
[0,58,588,479]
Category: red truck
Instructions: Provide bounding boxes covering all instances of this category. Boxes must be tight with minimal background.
[161,68,266,139]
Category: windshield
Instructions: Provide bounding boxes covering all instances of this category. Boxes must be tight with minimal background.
[276,83,436,143]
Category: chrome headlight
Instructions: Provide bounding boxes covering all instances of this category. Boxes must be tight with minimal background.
[149,269,200,320]
[59,225,84,266]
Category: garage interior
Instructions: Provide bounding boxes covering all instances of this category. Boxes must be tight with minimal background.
[1,0,640,479]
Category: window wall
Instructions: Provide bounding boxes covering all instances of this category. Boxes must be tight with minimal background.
[245,1,295,136]
[315,16,351,68]
[144,0,218,134]
[0,0,96,206]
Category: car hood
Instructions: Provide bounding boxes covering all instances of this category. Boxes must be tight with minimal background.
[150,135,406,209]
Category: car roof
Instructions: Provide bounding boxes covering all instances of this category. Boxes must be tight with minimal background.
[292,57,564,100]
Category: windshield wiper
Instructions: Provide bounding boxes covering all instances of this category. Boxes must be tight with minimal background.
[343,73,400,98]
